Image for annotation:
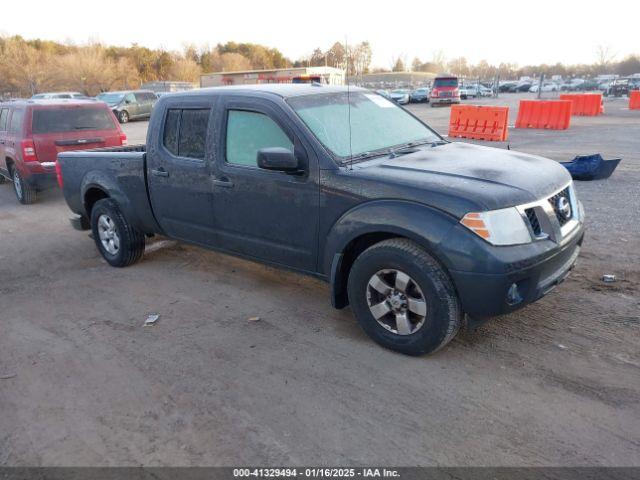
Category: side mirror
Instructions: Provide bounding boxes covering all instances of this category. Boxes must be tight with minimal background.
[257,147,301,173]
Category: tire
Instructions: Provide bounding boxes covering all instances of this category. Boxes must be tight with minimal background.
[347,238,461,356]
[0,174,5,184]
[11,168,37,204]
[90,198,145,267]
[118,110,129,124]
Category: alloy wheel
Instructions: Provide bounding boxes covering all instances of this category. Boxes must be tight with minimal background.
[366,269,427,335]
[97,214,120,255]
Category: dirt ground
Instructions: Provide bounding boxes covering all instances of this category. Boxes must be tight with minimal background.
[0,93,638,466]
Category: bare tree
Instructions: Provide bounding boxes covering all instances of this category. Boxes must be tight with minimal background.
[431,50,447,73]
[596,44,616,68]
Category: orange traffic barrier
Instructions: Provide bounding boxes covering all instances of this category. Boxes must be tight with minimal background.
[560,93,603,116]
[448,105,509,142]
[630,91,640,110]
[515,100,572,130]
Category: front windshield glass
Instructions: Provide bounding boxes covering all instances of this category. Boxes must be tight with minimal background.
[434,78,458,87]
[288,91,440,161]
[96,93,125,104]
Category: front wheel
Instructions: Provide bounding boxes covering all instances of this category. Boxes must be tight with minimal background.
[347,239,462,356]
[90,198,145,267]
[118,110,129,124]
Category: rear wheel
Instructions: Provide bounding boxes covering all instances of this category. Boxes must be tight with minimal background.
[11,168,37,204]
[118,110,129,124]
[347,238,462,356]
[90,198,145,267]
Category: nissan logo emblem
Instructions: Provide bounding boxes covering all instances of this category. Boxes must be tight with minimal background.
[557,196,572,220]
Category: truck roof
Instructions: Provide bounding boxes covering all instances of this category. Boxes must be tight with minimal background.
[168,84,366,99]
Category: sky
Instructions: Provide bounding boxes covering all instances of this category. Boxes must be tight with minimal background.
[1,0,637,69]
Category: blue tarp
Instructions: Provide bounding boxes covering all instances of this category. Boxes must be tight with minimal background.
[560,154,621,181]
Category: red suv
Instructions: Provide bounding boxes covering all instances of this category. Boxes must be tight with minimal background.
[0,99,127,204]
[430,75,461,107]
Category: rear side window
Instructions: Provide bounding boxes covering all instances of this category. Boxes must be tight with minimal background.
[162,108,210,160]
[0,109,8,131]
[226,110,292,167]
[9,109,24,134]
[32,108,116,134]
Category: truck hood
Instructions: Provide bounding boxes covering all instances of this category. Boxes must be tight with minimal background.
[351,142,571,217]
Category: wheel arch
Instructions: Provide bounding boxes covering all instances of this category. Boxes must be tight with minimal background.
[83,186,110,218]
[324,200,459,309]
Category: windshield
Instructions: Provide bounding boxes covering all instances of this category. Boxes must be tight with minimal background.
[288,91,440,161]
[96,93,125,104]
[32,108,116,133]
[434,78,458,87]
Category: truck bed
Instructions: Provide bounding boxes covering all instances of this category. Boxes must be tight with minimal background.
[57,144,160,234]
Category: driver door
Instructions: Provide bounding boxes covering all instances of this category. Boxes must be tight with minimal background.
[209,96,320,272]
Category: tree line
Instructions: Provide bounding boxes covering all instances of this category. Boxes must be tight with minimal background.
[405,49,640,79]
[0,36,293,97]
[1,35,638,97]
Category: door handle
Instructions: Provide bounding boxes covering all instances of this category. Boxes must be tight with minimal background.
[212,177,234,188]
[151,168,169,177]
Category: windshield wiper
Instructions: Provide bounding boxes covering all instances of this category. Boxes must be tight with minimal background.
[343,151,387,163]
[74,126,98,130]
[430,140,448,147]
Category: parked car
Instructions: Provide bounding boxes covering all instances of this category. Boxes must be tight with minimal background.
[458,85,477,100]
[477,85,493,97]
[409,87,430,103]
[374,89,391,99]
[529,82,560,93]
[0,99,126,204]
[95,90,157,123]
[560,79,586,91]
[389,89,410,104]
[509,82,533,93]
[605,77,640,97]
[31,92,88,100]
[498,81,518,93]
[57,84,584,356]
[575,79,600,91]
[430,76,460,106]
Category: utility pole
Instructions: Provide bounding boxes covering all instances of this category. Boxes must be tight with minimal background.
[537,73,544,99]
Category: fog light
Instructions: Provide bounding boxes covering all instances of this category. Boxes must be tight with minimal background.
[506,283,523,306]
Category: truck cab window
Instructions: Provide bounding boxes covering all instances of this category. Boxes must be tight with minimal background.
[162,108,210,160]
[163,109,180,156]
[179,109,209,160]
[226,110,293,167]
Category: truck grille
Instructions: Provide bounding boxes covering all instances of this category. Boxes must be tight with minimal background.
[525,208,542,236]
[548,187,572,226]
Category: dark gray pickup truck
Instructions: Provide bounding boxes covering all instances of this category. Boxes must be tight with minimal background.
[58,84,585,355]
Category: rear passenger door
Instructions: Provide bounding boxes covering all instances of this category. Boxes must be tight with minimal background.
[147,99,217,245]
[124,93,139,118]
[134,92,152,117]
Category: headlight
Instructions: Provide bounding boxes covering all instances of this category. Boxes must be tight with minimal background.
[460,207,532,246]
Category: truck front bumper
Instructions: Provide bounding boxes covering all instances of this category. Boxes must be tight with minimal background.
[449,222,585,320]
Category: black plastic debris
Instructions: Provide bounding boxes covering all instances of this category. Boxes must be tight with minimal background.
[560,154,621,181]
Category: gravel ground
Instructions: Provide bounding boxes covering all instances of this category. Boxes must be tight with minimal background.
[0,92,638,466]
